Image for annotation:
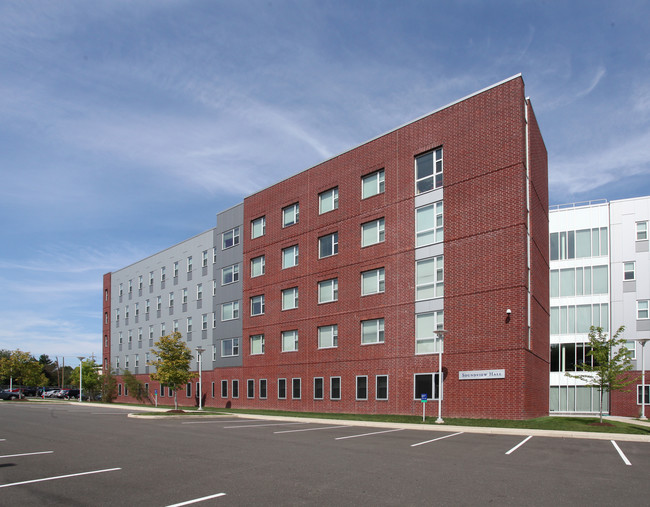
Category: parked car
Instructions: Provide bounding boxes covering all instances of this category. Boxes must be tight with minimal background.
[22,387,37,397]
[0,389,23,400]
[56,389,80,400]
[43,389,60,398]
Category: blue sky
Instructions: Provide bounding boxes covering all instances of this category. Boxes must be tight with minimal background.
[1,0,649,366]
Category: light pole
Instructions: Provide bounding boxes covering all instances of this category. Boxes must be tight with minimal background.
[435,329,448,424]
[76,356,84,402]
[196,347,205,411]
[635,339,649,420]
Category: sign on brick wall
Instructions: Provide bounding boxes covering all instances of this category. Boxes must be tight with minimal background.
[458,369,505,380]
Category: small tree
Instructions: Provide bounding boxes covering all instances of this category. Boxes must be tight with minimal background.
[122,369,149,403]
[0,350,47,388]
[148,332,195,410]
[70,360,101,399]
[566,325,636,423]
[101,370,117,403]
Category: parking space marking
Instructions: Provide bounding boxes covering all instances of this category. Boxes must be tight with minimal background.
[274,425,348,434]
[182,419,251,425]
[0,467,122,489]
[611,440,632,466]
[335,428,406,440]
[224,422,306,429]
[91,412,135,415]
[166,492,226,506]
[0,451,54,459]
[505,435,533,455]
[410,431,464,447]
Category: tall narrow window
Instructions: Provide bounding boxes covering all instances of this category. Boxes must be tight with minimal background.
[292,378,301,399]
[415,148,443,194]
[187,256,193,273]
[283,203,299,227]
[416,202,443,246]
[251,295,265,316]
[259,379,267,399]
[637,221,648,241]
[319,187,339,214]
[251,256,265,277]
[362,169,385,199]
[314,377,324,400]
[416,256,443,300]
[356,376,368,400]
[250,334,264,355]
[624,262,635,281]
[376,375,388,400]
[638,300,649,320]
[330,377,341,400]
[416,311,444,354]
[251,216,266,239]
[278,378,287,399]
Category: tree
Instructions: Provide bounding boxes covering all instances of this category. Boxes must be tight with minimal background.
[70,360,102,399]
[122,369,149,403]
[148,332,195,410]
[0,350,47,387]
[566,326,637,423]
[101,370,117,403]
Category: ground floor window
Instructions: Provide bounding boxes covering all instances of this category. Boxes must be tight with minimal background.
[247,379,254,399]
[330,377,341,400]
[221,379,228,398]
[211,381,215,398]
[549,385,609,413]
[356,376,368,400]
[232,380,239,398]
[118,384,122,396]
[259,379,267,399]
[414,373,440,400]
[278,378,287,399]
[292,378,301,399]
[186,382,191,397]
[637,385,650,405]
[376,375,388,400]
[159,384,164,397]
[314,377,324,400]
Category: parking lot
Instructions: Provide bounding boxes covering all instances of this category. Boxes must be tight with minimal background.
[2,402,650,506]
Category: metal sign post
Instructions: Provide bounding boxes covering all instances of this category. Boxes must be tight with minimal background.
[421,393,428,422]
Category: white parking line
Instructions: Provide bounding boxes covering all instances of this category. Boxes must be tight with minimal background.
[0,451,54,459]
[274,425,348,434]
[410,432,464,447]
[182,419,252,425]
[611,440,632,466]
[166,492,226,506]
[505,435,533,455]
[0,467,121,489]
[335,428,405,440]
[224,422,306,429]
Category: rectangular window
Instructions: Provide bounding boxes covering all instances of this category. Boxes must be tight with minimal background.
[416,311,444,354]
[125,355,129,368]
[251,295,265,316]
[149,325,154,339]
[318,325,338,349]
[376,375,388,400]
[212,280,217,296]
[292,378,301,399]
[161,266,166,281]
[414,373,441,400]
[362,169,385,199]
[319,232,339,258]
[251,216,266,239]
[119,283,123,296]
[149,271,154,286]
[157,296,162,311]
[282,245,299,268]
[637,385,650,405]
[221,300,240,321]
[278,378,287,399]
[637,221,648,241]
[361,268,385,296]
[314,377,324,400]
[416,202,443,247]
[145,299,150,314]
[232,380,239,398]
[202,314,208,330]
[168,292,174,307]
[197,283,203,300]
[125,305,129,319]
[118,332,123,344]
[138,328,143,341]
[187,256,193,273]
[160,322,166,336]
[250,334,265,355]
[251,256,265,277]
[624,262,636,281]
[138,275,143,290]
[283,203,299,227]
[361,218,385,247]
[211,381,215,398]
[318,278,338,303]
[330,377,341,400]
[247,379,255,399]
[115,309,120,323]
[416,256,444,300]
[356,376,368,400]
[221,379,228,398]
[222,264,240,285]
[282,330,298,352]
[221,338,240,357]
[282,287,299,310]
[213,247,217,263]
[624,341,637,360]
[638,300,649,320]
[259,379,267,399]
[173,261,179,278]
[319,187,339,214]
[186,317,192,333]
[134,354,140,367]
[135,303,140,316]
[202,250,208,267]
[128,280,133,293]
[415,148,443,194]
[361,318,385,344]
[222,227,240,249]
[182,288,188,304]
[186,382,192,397]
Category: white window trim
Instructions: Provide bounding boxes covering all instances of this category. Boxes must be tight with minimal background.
[318,187,339,214]
[638,300,650,320]
[356,375,368,401]
[283,203,299,227]
[318,232,339,259]
[361,318,385,345]
[282,245,299,269]
[292,378,301,400]
[313,377,324,400]
[281,287,299,311]
[278,378,287,399]
[361,218,385,247]
[330,376,341,401]
[376,375,389,401]
[361,268,385,296]
[361,169,385,199]
[281,330,299,352]
[318,324,338,349]
[318,278,338,304]
[251,295,265,316]
[251,216,266,239]
[251,256,265,277]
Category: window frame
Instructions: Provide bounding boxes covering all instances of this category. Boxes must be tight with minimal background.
[318,278,338,303]
[251,295,265,316]
[318,324,338,349]
[416,256,444,300]
[278,378,287,399]
[416,201,444,247]
[318,232,339,258]
[232,379,239,399]
[415,311,445,355]
[314,377,324,400]
[222,264,240,285]
[624,261,636,281]
[251,255,265,277]
[415,147,443,194]
[281,287,299,311]
[251,216,266,239]
[361,169,385,199]
[413,372,441,401]
[318,187,339,214]
[247,379,255,399]
[221,379,228,398]
[221,300,240,321]
[282,203,299,227]
[282,245,299,269]
[361,318,385,345]
[292,378,301,400]
[376,375,388,401]
[222,227,241,250]
[259,379,267,399]
[638,300,649,320]
[221,338,240,358]
[330,376,341,400]
[250,334,265,355]
[356,375,368,401]
[361,218,385,247]
[281,330,299,353]
[361,268,385,296]
[637,221,648,241]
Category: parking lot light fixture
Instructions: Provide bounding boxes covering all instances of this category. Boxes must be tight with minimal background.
[435,330,448,424]
[196,347,205,411]
[77,356,84,402]
[636,339,649,420]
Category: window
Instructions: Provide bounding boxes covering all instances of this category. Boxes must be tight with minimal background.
[186,317,192,333]
[282,245,299,268]
[149,271,154,286]
[319,232,339,258]
[221,379,228,398]
[213,247,217,263]
[416,311,444,354]
[282,287,299,310]
[174,261,179,278]
[361,268,385,296]
[197,283,203,300]
[186,382,192,397]
[119,283,123,296]
[251,216,266,239]
[624,262,635,281]
[638,300,649,320]
[168,292,174,307]
[356,376,368,400]
[314,378,324,400]
[160,322,166,336]
[259,379,267,399]
[223,227,240,249]
[187,256,193,273]
[118,384,122,396]
[250,334,264,355]
[128,280,132,293]
[202,314,208,330]
[247,379,255,398]
[125,355,129,368]
[138,275,143,290]
[182,288,188,304]
[362,169,385,199]
[115,309,120,323]
[222,264,240,285]
[330,377,341,400]
[222,301,240,321]
[116,356,120,369]
[361,318,384,344]
[637,221,648,241]
[161,266,166,281]
[292,378,301,399]
[624,341,637,360]
[125,305,129,319]
[211,382,215,398]
[232,380,239,398]
[376,375,388,400]
[128,330,132,343]
[318,325,338,349]
[135,303,140,316]
[149,325,154,339]
[251,256,265,277]
[212,280,217,296]
[282,330,298,352]
[415,147,443,194]
[414,373,441,400]
[157,296,162,311]
[361,218,385,247]
[278,378,287,399]
[416,202,443,246]
[173,320,179,333]
[145,299,150,314]
[550,228,608,261]
[318,278,338,303]
[221,338,240,357]
[137,328,143,341]
[251,295,265,316]
[118,332,123,344]
[416,256,444,300]
[283,203,299,227]
[319,187,339,214]
[202,250,208,267]
[638,385,650,405]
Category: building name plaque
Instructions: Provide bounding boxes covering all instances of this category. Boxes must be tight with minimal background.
[458,369,505,380]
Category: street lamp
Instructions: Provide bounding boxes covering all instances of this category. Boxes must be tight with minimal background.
[635,339,649,420]
[76,356,84,402]
[195,347,205,411]
[435,329,448,424]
